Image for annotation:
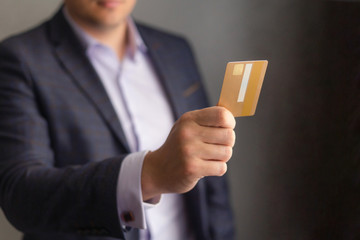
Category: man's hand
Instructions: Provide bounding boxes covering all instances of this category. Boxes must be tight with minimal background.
[141,106,236,201]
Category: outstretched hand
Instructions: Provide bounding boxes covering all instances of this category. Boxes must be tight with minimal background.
[141,106,236,201]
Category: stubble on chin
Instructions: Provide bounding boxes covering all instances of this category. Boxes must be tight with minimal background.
[82,13,126,32]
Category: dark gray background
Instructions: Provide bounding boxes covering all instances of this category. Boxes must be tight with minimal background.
[1,1,359,239]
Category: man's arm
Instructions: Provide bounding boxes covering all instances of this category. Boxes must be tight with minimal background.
[0,41,126,238]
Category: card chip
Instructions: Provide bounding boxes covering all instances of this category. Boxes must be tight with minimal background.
[233,64,244,76]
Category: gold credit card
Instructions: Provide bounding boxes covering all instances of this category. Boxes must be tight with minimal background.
[218,60,268,117]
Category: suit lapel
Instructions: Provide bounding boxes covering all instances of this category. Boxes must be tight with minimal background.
[137,25,189,120]
[48,10,131,153]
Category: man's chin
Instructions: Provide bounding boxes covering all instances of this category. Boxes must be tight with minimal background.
[100,22,125,31]
[87,18,126,32]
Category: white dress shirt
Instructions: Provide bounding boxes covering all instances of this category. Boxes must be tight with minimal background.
[63,9,195,240]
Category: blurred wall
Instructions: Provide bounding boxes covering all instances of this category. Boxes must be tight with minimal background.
[0,0,359,240]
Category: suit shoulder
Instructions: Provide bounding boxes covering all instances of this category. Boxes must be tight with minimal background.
[0,20,50,54]
[136,22,191,47]
[0,19,56,74]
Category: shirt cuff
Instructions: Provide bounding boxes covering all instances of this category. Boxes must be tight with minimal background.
[116,151,161,229]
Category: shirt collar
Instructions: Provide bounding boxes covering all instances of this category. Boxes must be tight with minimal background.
[63,7,147,58]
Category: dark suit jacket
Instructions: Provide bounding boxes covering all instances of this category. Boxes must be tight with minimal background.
[0,9,234,240]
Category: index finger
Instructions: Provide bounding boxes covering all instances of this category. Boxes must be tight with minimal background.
[190,106,236,129]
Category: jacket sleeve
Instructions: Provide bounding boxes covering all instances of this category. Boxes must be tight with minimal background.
[0,41,126,239]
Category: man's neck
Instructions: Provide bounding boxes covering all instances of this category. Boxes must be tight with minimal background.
[85,23,128,60]
[65,7,128,60]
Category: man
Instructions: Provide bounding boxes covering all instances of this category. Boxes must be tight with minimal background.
[0,0,235,239]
